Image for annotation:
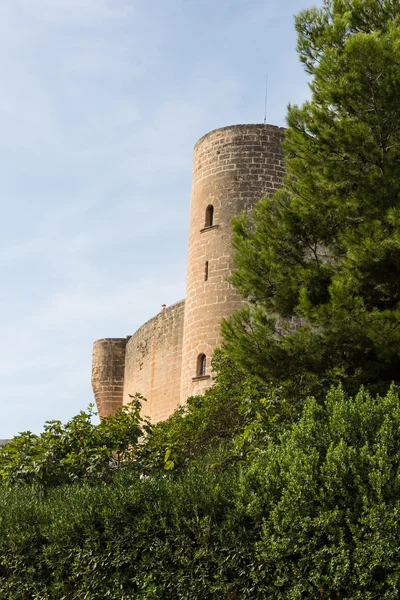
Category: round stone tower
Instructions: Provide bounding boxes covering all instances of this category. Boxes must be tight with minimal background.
[180,124,286,402]
[91,338,127,418]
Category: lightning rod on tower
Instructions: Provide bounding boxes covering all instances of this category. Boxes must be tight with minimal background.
[264,73,268,125]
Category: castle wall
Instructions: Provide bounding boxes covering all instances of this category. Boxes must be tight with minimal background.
[92,123,286,423]
[180,124,285,402]
[122,300,185,422]
[92,338,127,418]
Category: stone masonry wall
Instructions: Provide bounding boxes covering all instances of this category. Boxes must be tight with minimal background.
[92,338,127,419]
[180,124,285,402]
[123,300,185,422]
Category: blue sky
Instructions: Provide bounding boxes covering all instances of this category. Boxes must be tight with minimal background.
[0,0,322,438]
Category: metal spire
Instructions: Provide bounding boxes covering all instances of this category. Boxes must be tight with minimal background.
[264,73,268,125]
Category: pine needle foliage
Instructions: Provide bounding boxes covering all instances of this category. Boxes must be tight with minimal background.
[223,0,400,398]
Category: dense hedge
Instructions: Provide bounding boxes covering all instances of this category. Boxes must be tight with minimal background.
[0,464,251,600]
[2,386,400,599]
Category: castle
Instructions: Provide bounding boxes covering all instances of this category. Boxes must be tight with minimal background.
[91,123,285,422]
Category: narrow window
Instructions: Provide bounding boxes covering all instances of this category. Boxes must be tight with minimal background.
[204,261,209,281]
[205,205,214,227]
[197,354,207,377]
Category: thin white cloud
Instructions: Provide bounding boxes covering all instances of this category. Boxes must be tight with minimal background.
[15,0,134,24]
[0,0,319,438]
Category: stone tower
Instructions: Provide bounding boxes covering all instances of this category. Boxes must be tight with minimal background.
[92,338,127,417]
[92,123,286,422]
[180,124,285,401]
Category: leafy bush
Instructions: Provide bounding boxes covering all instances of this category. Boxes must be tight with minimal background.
[2,386,400,598]
[242,384,400,598]
[142,350,296,473]
[0,397,151,486]
[0,466,252,599]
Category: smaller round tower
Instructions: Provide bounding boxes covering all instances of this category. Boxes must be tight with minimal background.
[91,338,127,419]
[180,124,285,402]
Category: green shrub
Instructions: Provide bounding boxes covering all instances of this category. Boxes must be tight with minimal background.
[2,386,400,598]
[242,385,400,598]
[0,398,151,487]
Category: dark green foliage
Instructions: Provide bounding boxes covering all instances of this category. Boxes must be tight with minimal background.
[223,0,400,398]
[143,350,295,472]
[0,466,252,599]
[2,386,400,598]
[243,384,400,598]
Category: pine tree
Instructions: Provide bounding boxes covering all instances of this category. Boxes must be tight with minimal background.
[223,0,400,399]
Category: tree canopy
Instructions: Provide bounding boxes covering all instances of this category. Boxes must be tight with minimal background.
[223,0,400,398]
